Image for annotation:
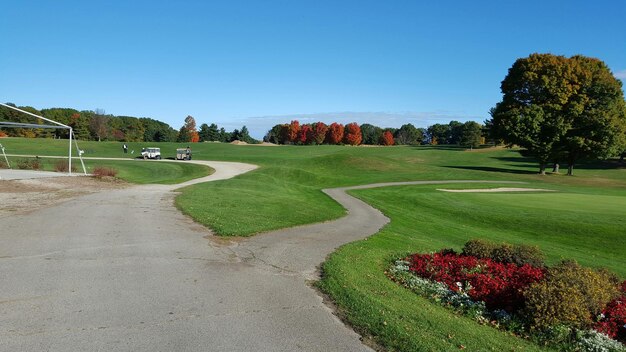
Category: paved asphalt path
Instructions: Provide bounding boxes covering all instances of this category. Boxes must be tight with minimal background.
[0,160,524,351]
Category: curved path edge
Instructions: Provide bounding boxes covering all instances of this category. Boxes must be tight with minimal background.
[230,180,527,281]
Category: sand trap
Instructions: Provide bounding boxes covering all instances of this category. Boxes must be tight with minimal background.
[437,187,555,193]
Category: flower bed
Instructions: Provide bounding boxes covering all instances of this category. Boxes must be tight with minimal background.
[388,239,626,351]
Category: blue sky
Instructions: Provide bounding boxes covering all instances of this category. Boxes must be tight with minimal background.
[1,0,625,138]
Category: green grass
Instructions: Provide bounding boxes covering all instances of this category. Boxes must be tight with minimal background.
[2,154,213,184]
[318,185,626,351]
[2,137,625,350]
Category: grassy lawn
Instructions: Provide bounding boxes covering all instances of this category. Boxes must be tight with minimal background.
[318,184,625,351]
[2,153,213,185]
[2,137,625,350]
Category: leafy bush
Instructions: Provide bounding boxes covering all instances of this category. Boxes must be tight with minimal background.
[0,160,8,169]
[53,160,77,173]
[92,166,118,177]
[524,261,620,330]
[16,158,42,170]
[512,244,546,267]
[462,239,545,267]
[462,239,497,259]
[0,131,7,137]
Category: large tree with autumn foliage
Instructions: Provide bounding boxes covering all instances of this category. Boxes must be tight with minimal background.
[489,53,626,175]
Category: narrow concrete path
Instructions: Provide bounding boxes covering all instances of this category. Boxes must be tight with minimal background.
[0,160,524,351]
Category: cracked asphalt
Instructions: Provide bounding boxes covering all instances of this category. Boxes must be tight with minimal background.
[0,160,524,351]
[0,161,375,352]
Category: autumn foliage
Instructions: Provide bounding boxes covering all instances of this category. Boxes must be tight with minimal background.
[343,122,362,145]
[298,124,312,144]
[380,131,395,145]
[326,123,345,144]
[288,120,300,143]
[312,122,328,144]
[189,131,200,143]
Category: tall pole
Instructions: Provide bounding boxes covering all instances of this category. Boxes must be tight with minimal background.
[69,128,73,176]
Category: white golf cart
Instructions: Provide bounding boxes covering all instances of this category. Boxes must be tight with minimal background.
[141,147,161,160]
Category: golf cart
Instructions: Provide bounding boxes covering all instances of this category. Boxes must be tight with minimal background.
[176,147,192,160]
[141,147,161,160]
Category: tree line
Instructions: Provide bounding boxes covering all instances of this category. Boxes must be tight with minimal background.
[0,104,256,144]
[264,120,485,148]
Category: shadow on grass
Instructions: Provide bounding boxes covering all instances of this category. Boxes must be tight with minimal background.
[412,145,466,151]
[443,165,538,175]
[491,156,625,171]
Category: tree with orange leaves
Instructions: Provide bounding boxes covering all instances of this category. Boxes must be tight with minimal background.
[326,122,344,144]
[343,122,362,145]
[379,130,395,145]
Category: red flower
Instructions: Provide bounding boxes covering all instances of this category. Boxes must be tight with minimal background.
[408,252,544,312]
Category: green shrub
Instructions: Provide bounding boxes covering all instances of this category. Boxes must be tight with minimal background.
[462,239,496,259]
[491,243,515,263]
[524,260,620,330]
[462,239,545,267]
[512,244,545,267]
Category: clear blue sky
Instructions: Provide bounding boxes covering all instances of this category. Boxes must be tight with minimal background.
[1,0,625,138]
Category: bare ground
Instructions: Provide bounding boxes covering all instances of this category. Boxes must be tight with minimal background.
[0,176,128,216]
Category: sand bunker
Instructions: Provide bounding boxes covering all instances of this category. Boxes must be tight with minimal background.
[437,187,555,193]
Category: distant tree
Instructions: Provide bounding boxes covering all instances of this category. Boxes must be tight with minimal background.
[206,123,220,141]
[298,124,313,144]
[416,127,427,144]
[360,123,383,145]
[177,126,191,142]
[141,117,176,142]
[459,121,483,149]
[379,130,395,146]
[343,122,362,146]
[326,122,344,144]
[230,129,240,142]
[198,123,210,142]
[287,120,300,144]
[264,124,284,144]
[237,125,255,143]
[89,109,109,141]
[426,123,449,145]
[218,127,231,142]
[311,122,328,145]
[448,121,464,144]
[178,115,199,143]
[394,123,422,145]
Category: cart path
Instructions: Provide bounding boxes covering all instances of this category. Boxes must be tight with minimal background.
[0,160,524,351]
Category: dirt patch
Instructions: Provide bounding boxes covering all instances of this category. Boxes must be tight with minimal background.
[437,187,555,193]
[0,176,128,215]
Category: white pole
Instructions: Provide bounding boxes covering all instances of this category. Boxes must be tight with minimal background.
[69,128,73,176]
[0,103,71,129]
[72,131,87,175]
[0,143,10,169]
